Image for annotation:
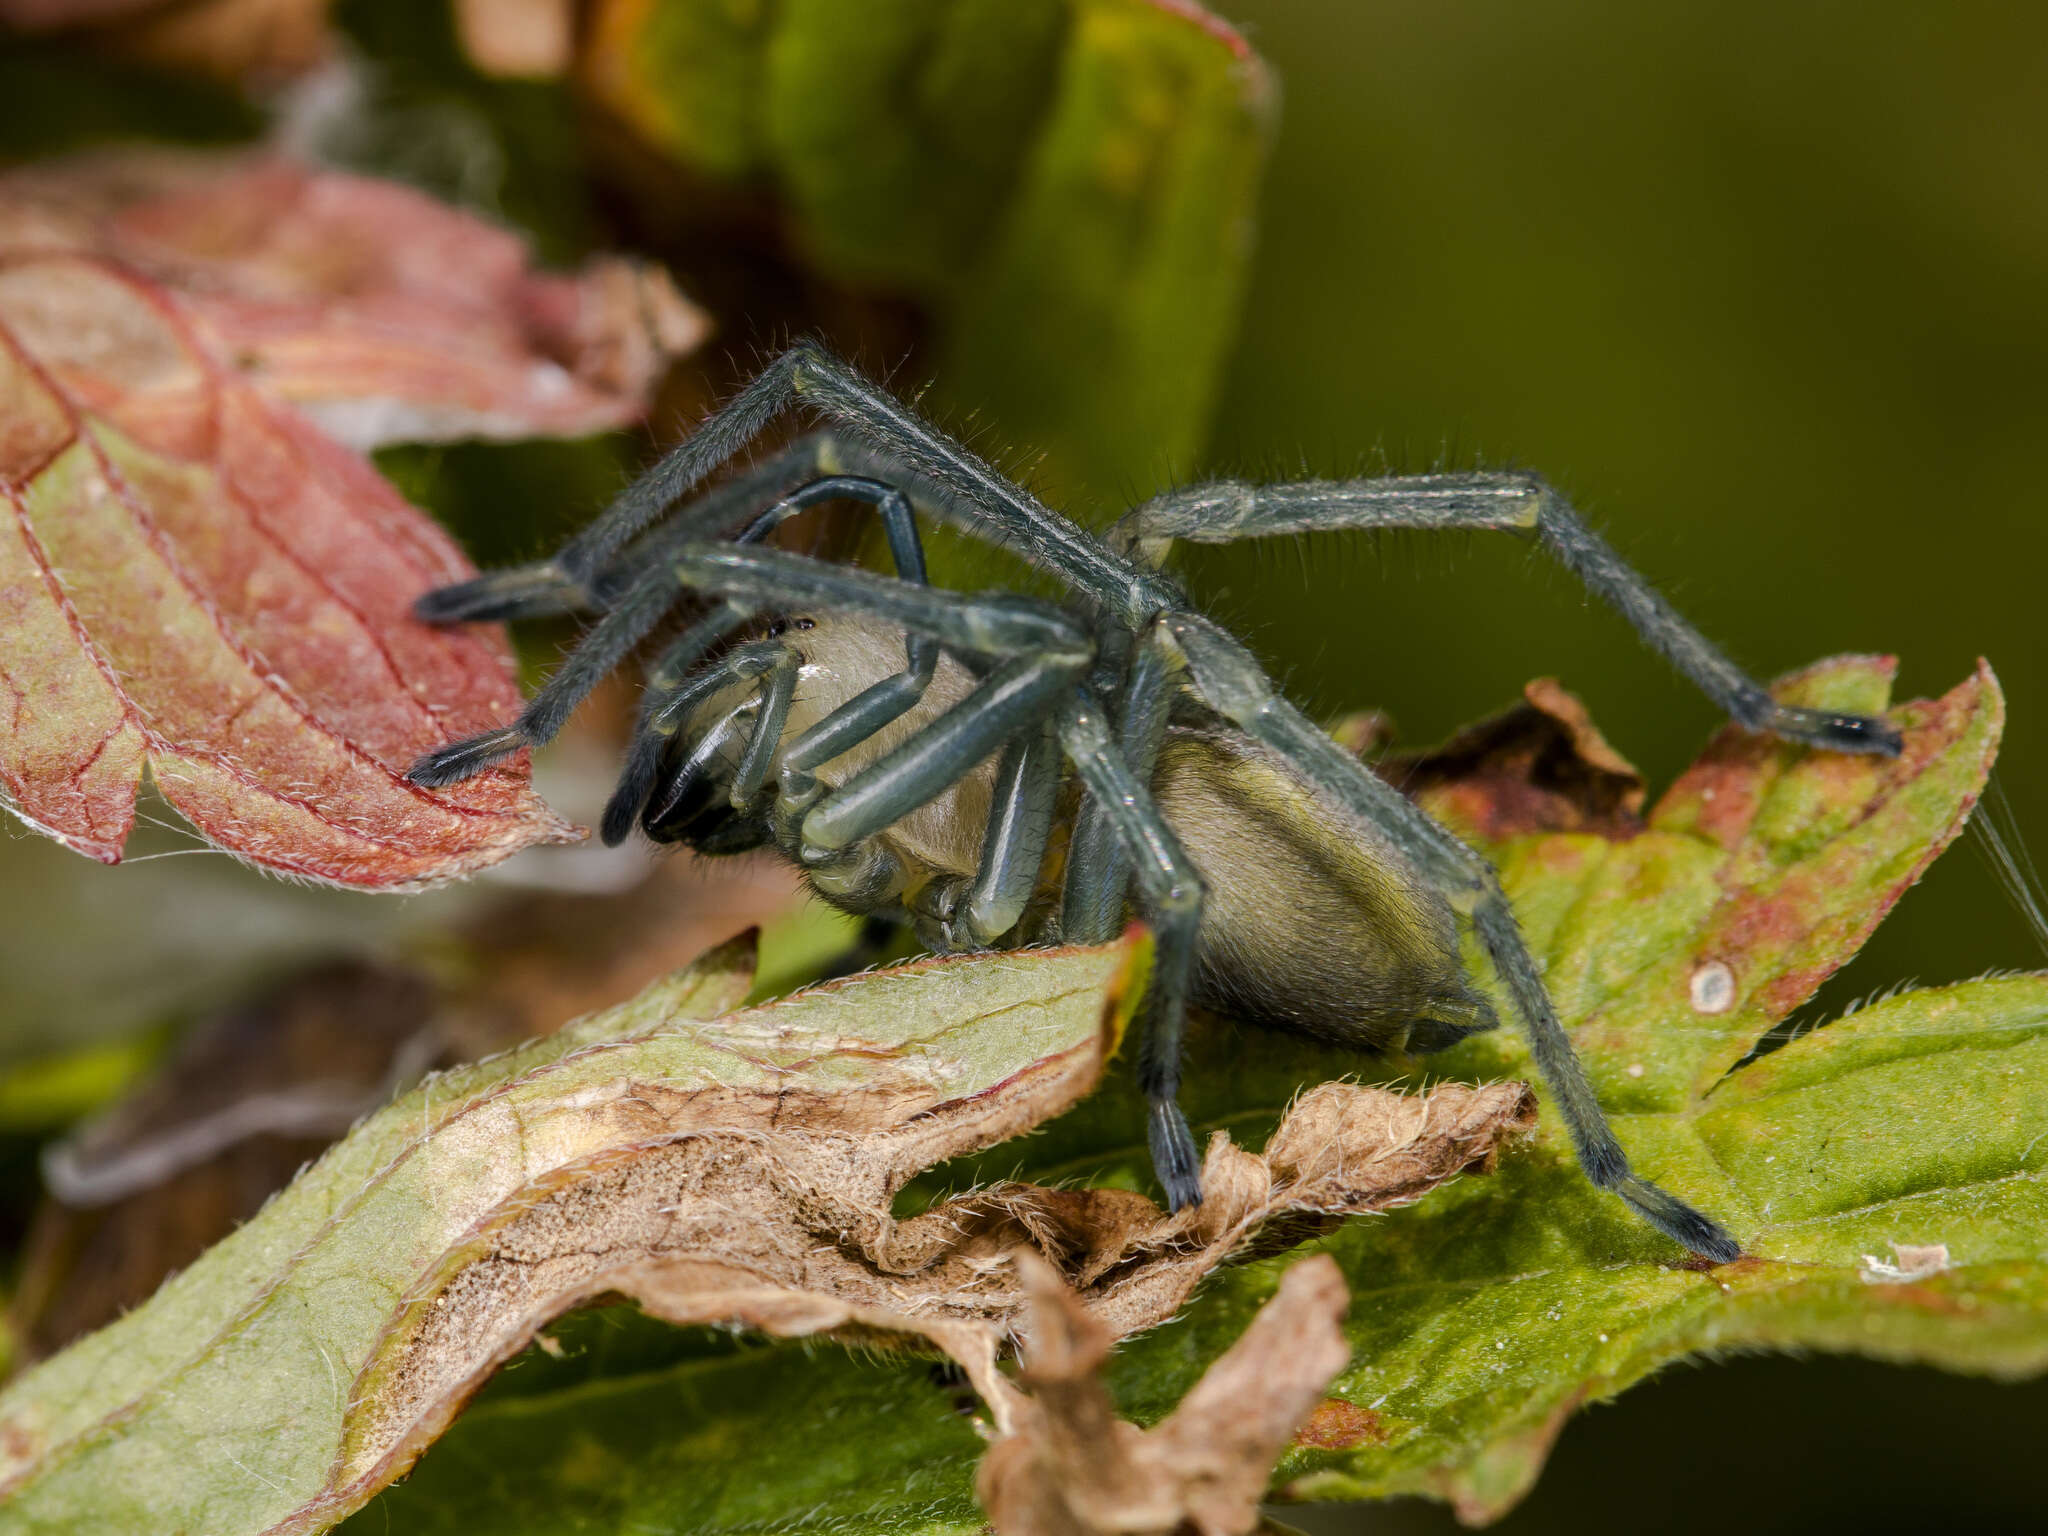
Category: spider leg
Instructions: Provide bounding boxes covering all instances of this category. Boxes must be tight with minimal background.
[1163,608,1740,1261]
[1117,472,1900,757]
[798,651,1085,858]
[950,720,1062,947]
[668,544,1092,661]
[1061,628,1179,943]
[730,648,801,808]
[1057,689,1207,1210]
[612,474,948,840]
[409,472,948,788]
[415,435,844,625]
[474,341,1183,625]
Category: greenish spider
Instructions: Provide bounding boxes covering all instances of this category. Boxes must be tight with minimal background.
[409,342,1901,1263]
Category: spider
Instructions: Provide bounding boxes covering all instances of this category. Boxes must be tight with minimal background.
[407,341,1900,1263]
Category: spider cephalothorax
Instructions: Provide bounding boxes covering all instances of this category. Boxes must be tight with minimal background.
[409,342,1900,1263]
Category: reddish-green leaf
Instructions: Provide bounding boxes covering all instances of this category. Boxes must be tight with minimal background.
[0,153,719,884]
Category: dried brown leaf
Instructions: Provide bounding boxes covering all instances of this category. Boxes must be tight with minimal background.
[0,934,1534,1533]
[11,960,438,1359]
[13,854,803,1355]
[978,1252,1352,1536]
[1372,676,1647,840]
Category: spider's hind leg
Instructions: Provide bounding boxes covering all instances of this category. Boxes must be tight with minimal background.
[1164,608,1740,1262]
[1117,471,1901,758]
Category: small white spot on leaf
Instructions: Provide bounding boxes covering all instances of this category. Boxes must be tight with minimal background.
[1860,1242,1951,1284]
[1689,960,1736,1014]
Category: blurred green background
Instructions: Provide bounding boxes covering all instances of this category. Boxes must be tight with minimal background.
[1197,0,2044,996]
[1197,3,2048,1530]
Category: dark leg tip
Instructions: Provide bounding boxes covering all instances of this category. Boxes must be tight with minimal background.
[412,575,506,625]
[413,565,584,625]
[1148,1097,1204,1212]
[598,793,640,848]
[406,726,528,787]
[1619,1176,1742,1265]
[1766,705,1904,759]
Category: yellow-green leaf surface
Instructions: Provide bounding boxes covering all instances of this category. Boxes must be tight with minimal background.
[347,656,2045,1535]
[0,936,1142,1534]
[581,0,1274,500]
[1159,656,2048,1522]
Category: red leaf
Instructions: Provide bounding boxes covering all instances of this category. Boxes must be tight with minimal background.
[0,156,644,886]
[1,151,709,448]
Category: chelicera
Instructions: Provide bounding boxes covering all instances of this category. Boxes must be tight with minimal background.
[409,341,1900,1262]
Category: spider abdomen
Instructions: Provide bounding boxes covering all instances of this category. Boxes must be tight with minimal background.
[1151,727,1499,1055]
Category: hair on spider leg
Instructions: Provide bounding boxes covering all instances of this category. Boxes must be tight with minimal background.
[407,341,1914,1264]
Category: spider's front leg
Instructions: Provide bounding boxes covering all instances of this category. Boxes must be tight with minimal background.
[904,720,1064,954]
[413,436,845,627]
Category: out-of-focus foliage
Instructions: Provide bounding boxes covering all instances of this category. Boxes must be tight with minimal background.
[578,0,1274,503]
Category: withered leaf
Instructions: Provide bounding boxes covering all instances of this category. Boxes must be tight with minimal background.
[0,0,338,81]
[11,959,440,1361]
[978,1252,1351,1536]
[0,933,1531,1536]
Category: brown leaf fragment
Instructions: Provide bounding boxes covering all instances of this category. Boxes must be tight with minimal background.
[1375,677,1646,840]
[453,0,572,78]
[1292,1399,1386,1451]
[978,1252,1352,1536]
[8,853,803,1358]
[349,1076,1530,1513]
[108,0,334,81]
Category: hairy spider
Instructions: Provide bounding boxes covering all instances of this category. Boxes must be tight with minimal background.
[408,342,1901,1263]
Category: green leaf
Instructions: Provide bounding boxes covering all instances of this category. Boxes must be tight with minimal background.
[1121,656,2044,1524]
[581,0,1275,500]
[0,937,1141,1533]
[340,656,2040,1535]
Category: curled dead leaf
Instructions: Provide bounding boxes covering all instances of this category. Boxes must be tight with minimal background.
[0,935,1531,1535]
[1373,677,1647,841]
[978,1252,1352,1536]
[0,0,333,81]
[452,0,573,78]
[10,854,805,1357]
